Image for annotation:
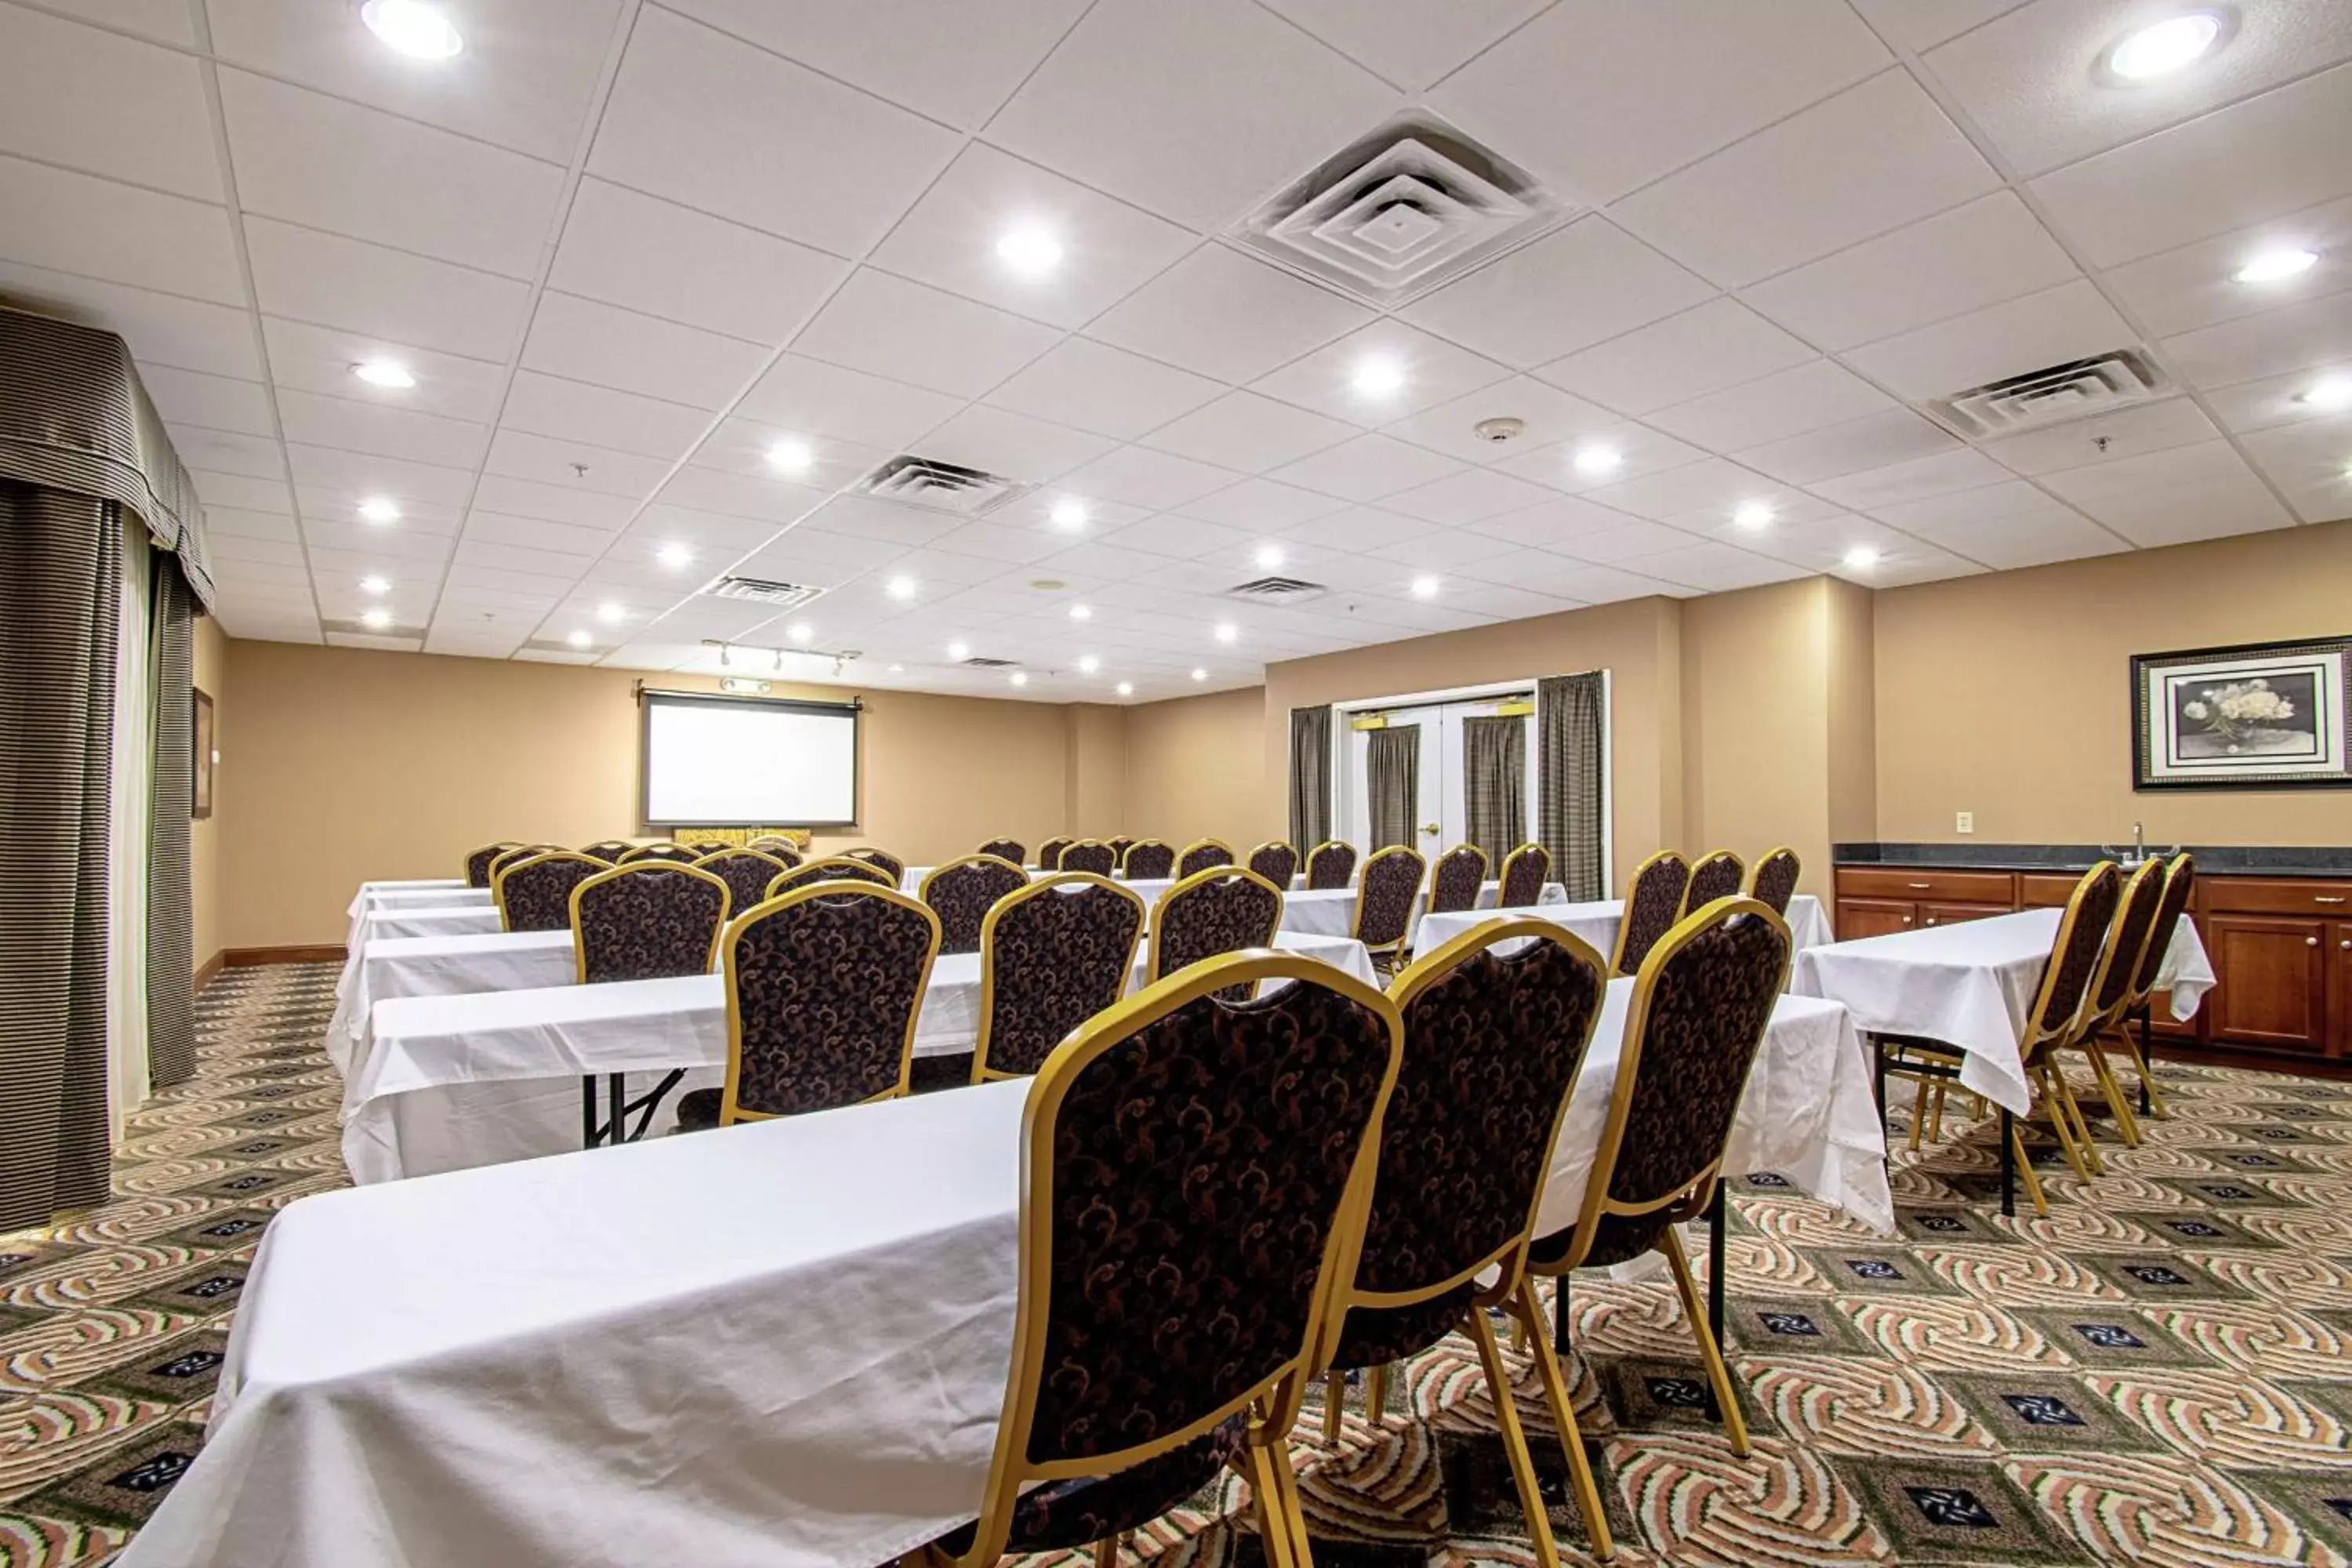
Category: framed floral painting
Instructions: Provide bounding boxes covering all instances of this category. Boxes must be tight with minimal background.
[2132,637,2352,790]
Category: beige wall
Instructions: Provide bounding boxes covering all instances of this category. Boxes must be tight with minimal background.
[1874,517,2352,847]
[1062,703,1128,839]
[1122,684,1270,851]
[192,611,227,971]
[1682,579,1835,891]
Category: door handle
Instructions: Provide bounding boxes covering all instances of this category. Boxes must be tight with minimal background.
[1421,822,1440,836]
[2315,895,2347,904]
[1906,880,1931,890]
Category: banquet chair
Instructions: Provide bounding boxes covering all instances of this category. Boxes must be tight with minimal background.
[2122,851,2195,1119]
[1498,842,1550,909]
[2063,858,2170,1152]
[1177,837,1235,879]
[1059,840,1117,877]
[1747,846,1801,916]
[977,837,1025,865]
[1526,896,1793,1465]
[765,857,894,898]
[684,841,734,856]
[485,844,557,887]
[1036,837,1073,871]
[1120,839,1174,880]
[694,848,789,916]
[920,854,1031,955]
[971,874,1147,1082]
[1319,920,1613,1563]
[1149,868,1283,994]
[493,851,608,933]
[1426,844,1487,916]
[1352,846,1426,975]
[1610,851,1691,977]
[846,848,906,883]
[570,862,731,983]
[1108,836,1137,863]
[579,839,637,863]
[1681,850,1745,918]
[921,949,1401,1568]
[1305,840,1358,891]
[1247,840,1298,888]
[464,842,521,887]
[620,843,700,865]
[675,884,942,1131]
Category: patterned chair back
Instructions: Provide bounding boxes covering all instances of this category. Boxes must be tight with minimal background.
[1178,838,1236,879]
[1682,850,1745,917]
[1427,844,1487,916]
[974,874,1147,1080]
[1058,840,1117,877]
[465,842,521,887]
[493,851,608,932]
[977,837,1025,865]
[1747,846,1800,916]
[1352,846,1425,953]
[1149,868,1283,990]
[1305,840,1357,890]
[1610,851,1692,977]
[919,855,1031,955]
[2127,852,2195,1005]
[765,857,895,898]
[718,885,942,1120]
[1109,837,1137,862]
[1498,842,1550,909]
[960,950,1399,1566]
[2085,858,2169,1033]
[1121,839,1175,880]
[620,843,700,865]
[578,840,637,864]
[1036,837,1073,871]
[684,841,734,856]
[486,844,554,885]
[845,848,906,883]
[2023,862,2125,1056]
[694,848,789,916]
[571,862,730,983]
[1356,924,1608,1298]
[1247,840,1298,888]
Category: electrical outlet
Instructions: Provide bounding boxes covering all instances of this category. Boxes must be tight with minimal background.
[1955,810,1975,834]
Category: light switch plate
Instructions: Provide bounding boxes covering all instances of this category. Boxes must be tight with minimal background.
[1955,810,1974,834]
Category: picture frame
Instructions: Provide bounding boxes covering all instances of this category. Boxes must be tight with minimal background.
[2131,636,2352,791]
[193,688,216,819]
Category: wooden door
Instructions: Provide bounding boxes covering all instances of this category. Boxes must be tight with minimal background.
[2206,915,2329,1054]
[1836,898,1917,939]
[2333,922,2352,1060]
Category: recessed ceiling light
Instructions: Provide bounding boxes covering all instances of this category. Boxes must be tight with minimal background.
[596,601,625,624]
[1733,500,1775,532]
[1213,622,1238,644]
[887,662,904,673]
[1190,667,1207,682]
[350,359,416,390]
[1253,543,1286,569]
[565,629,590,648]
[1842,546,1880,570]
[1573,444,1623,477]
[995,228,1063,276]
[786,622,814,644]
[1078,654,1101,674]
[2296,374,2352,410]
[2103,10,2223,81]
[360,0,463,60]
[358,497,401,524]
[2233,247,2319,285]
[1352,356,1406,397]
[360,574,390,596]
[1049,497,1089,532]
[947,640,971,661]
[361,607,392,631]
[766,438,814,474]
[1069,603,1092,621]
[1116,681,1134,697]
[655,542,692,569]
[1410,574,1439,599]
[885,575,916,601]
[1009,670,1030,688]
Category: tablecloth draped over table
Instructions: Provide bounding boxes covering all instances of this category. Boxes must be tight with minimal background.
[1277,880,1568,938]
[1789,908,2214,1116]
[341,931,1378,1184]
[1407,892,1834,961]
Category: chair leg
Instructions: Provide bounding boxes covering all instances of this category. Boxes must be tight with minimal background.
[2054,1063,2107,1175]
[1239,1429,1301,1568]
[1262,1424,1316,1568]
[2007,1117,2050,1217]
[2082,1038,2141,1148]
[1465,1301,1566,1568]
[1906,1076,1928,1152]
[1926,1080,1948,1143]
[1509,1279,1615,1562]
[1092,1534,1123,1568]
[1321,1371,1345,1443]
[2032,1066,2096,1181]
[1661,1227,1751,1458]
[1364,1363,1389,1428]
[2125,1022,2171,1119]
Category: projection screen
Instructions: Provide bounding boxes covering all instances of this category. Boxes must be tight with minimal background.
[640,691,859,827]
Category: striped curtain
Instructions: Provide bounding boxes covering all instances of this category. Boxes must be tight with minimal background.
[1537,673,1607,902]
[1287,705,1332,849]
[1463,714,1526,872]
[1366,726,1420,851]
[0,484,122,1229]
[147,561,198,1086]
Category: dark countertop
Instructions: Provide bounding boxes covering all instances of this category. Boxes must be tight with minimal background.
[1834,841,2352,880]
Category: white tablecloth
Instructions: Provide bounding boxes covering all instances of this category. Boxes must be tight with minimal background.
[343,879,470,921]
[361,904,504,942]
[343,931,1377,1184]
[1279,879,1567,938]
[1789,908,2214,1116]
[1408,892,1835,960]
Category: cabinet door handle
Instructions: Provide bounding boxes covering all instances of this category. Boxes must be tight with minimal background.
[1902,915,1913,924]
[2341,939,2350,950]
[2307,936,2320,947]
[2315,895,2347,904]
[1906,881,1932,889]
[1923,917,1938,926]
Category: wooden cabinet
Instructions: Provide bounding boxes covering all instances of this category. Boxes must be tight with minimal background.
[2203,915,2329,1054]
[1920,901,2006,929]
[1837,897,1918,938]
[2336,924,2352,1057]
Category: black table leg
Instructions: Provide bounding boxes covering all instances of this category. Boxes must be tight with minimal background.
[1998,1106,2016,1218]
[1707,1180,1727,1346]
[581,1075,598,1149]
[1553,1275,1572,1359]
[1872,1036,1887,1119]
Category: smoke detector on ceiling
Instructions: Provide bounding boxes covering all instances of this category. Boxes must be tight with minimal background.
[855,455,1027,517]
[1927,348,2171,438]
[1474,416,1526,443]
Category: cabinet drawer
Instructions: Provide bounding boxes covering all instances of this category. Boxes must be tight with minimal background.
[2201,876,2352,918]
[2018,873,2083,908]
[1918,901,2009,929]
[1838,867,2016,905]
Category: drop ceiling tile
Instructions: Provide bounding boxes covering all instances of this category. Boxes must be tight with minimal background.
[299,485,463,539]
[0,7,219,198]
[1431,579,1590,619]
[1455,554,1669,605]
[521,292,769,409]
[220,70,562,278]
[55,0,194,45]
[924,521,1069,566]
[693,419,890,491]
[1491,423,1708,495]
[501,372,712,461]
[1922,0,2352,176]
[2202,364,2352,435]
[451,539,600,580]
[1169,478,1345,532]
[984,0,1393,230]
[188,472,293,516]
[1841,278,2136,402]
[1458,494,1646,548]
[1615,541,1812,592]
[1102,513,1253,561]
[853,545,1004,589]
[483,430,673,499]
[1847,0,2031,52]
[1869,478,2060,530]
[1577,457,1785,523]
[1380,376,1621,466]
[1359,525,1527,570]
[1613,71,1999,288]
[1646,360,1895,451]
[1737,192,2080,351]
[2102,196,2352,339]
[1903,506,2129,570]
[1139,390,1356,471]
[1535,298,1817,418]
[1835,546,1984,587]
[241,219,534,361]
[205,505,299,542]
[791,495,968,548]
[729,356,961,452]
[1425,0,1888,205]
[0,155,241,305]
[0,262,261,380]
[615,510,775,564]
[1977,397,2220,474]
[866,143,1194,331]
[1549,518,1705,564]
[1399,218,1716,369]
[1251,321,1512,426]
[1273,506,1429,553]
[470,473,641,530]
[1733,408,1961,485]
[2072,472,2296,547]
[209,532,305,568]
[2163,291,2352,391]
[586,5,957,256]
[1029,542,1172,583]
[651,465,828,527]
[274,389,489,469]
[1083,244,1373,385]
[466,510,623,560]
[1807,448,2012,513]
[261,317,506,424]
[140,366,274,439]
[791,268,1059,400]
[1258,0,1548,92]
[983,337,1226,441]
[2238,419,2352,522]
[914,403,1117,481]
[2029,64,2352,268]
[169,426,281,481]
[1056,445,1246,510]
[1268,433,1465,503]
[1378,466,1557,526]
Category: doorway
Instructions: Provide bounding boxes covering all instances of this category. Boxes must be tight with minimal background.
[1338,691,1538,868]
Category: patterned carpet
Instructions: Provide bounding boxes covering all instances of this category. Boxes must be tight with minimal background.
[5,964,2351,1566]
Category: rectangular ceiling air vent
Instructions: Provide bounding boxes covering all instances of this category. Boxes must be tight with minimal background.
[1233,111,1573,308]
[960,655,1020,669]
[856,455,1028,517]
[1225,575,1328,605]
[705,576,824,608]
[1928,349,2170,438]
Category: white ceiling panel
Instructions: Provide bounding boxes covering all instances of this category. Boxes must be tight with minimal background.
[913,403,1116,481]
[1381,376,1620,466]
[1733,408,1962,486]
[0,154,241,305]
[169,425,283,481]
[274,388,488,470]
[1140,390,1356,472]
[694,419,887,492]
[2201,365,2352,435]
[548,178,848,347]
[983,336,1225,441]
[1976,396,2220,474]
[1175,478,1350,531]
[1807,447,2013,513]
[482,430,673,499]
[1903,508,2135,571]
[650,465,827,528]
[1617,541,1814,593]
[1250,320,1511,426]
[1493,422,1708,495]
[520,291,769,410]
[790,268,1059,400]
[1399,218,1715,369]
[1057,445,1246,510]
[729,355,962,452]
[241,218,533,361]
[1842,278,2136,401]
[1378,466,1557,526]
[260,316,507,424]
[0,260,260,379]
[1647,360,1895,452]
[1268,434,1465,503]
[2161,289,2352,391]
[1847,0,2031,53]
[0,5,220,198]
[2238,419,2352,523]
[1578,457,1790,524]
[1274,505,1429,553]
[2101,196,2352,340]
[1258,0,1548,93]
[501,372,712,462]
[204,505,299,541]
[1082,243,1373,385]
[1537,298,1817,417]
[140,365,274,439]
[1460,493,1646,549]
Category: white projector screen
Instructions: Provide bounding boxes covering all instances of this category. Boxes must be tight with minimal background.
[641,693,859,827]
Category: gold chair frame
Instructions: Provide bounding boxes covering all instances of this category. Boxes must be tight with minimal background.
[464,840,524,887]
[566,860,733,983]
[1350,844,1426,969]
[1745,844,1802,915]
[764,857,896,899]
[1497,841,1550,908]
[1056,838,1117,876]
[1425,842,1489,916]
[490,850,607,932]
[2117,851,2194,1120]
[916,853,1031,953]
[1304,839,1357,890]
[1246,840,1299,886]
[1680,849,1746,920]
[2060,858,2171,1154]
[971,873,1147,1084]
[1176,837,1236,878]
[1118,837,1174,877]
[619,842,699,864]
[1146,866,1286,985]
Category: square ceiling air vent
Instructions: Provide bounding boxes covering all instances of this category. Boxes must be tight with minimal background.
[706,576,824,609]
[1928,349,2170,438]
[1233,111,1573,308]
[960,655,1020,669]
[857,456,1027,517]
[1225,575,1328,605]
